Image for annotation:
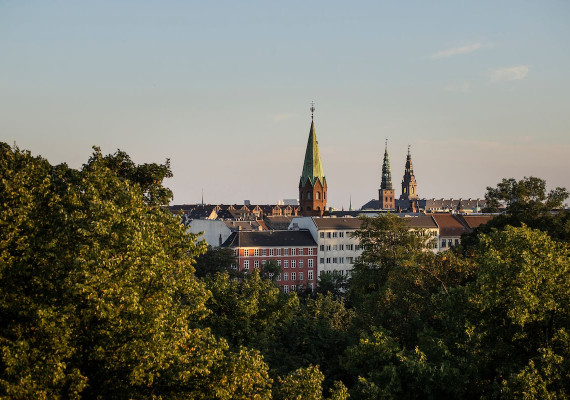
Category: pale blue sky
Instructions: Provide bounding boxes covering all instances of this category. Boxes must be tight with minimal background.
[2,1,569,208]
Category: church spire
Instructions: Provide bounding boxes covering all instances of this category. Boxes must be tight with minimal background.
[381,139,393,190]
[300,103,325,187]
[299,103,327,217]
[400,144,418,202]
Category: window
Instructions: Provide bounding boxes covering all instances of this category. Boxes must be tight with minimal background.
[291,272,296,281]
[339,257,344,263]
[333,232,338,238]
[291,285,296,292]
[277,260,282,266]
[448,239,453,247]
[234,249,238,256]
[269,248,274,256]
[316,191,320,199]
[254,249,259,256]
[291,260,296,268]
[277,273,282,281]
[441,240,446,248]
[320,258,325,264]
[269,272,274,279]
[283,285,289,294]
[244,249,249,256]
[339,244,344,250]
[244,260,249,269]
[320,245,324,251]
[333,257,338,263]
[455,239,459,246]
[308,259,313,268]
[299,272,303,280]
[339,232,344,238]
[346,244,353,250]
[262,249,266,256]
[326,245,331,251]
[320,232,324,238]
[254,260,259,268]
[347,257,354,263]
[284,248,289,256]
[326,258,331,264]
[308,270,313,280]
[309,282,314,289]
[231,264,237,270]
[284,260,289,268]
[262,260,266,266]
[299,260,303,268]
[308,248,314,255]
[291,248,296,255]
[284,272,289,281]
[276,248,281,256]
[327,232,332,238]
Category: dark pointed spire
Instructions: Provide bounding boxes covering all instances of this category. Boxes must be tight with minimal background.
[300,103,325,187]
[381,139,393,190]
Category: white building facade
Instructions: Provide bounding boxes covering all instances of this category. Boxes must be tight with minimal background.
[289,217,364,277]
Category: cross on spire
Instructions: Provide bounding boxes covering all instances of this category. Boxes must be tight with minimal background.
[310,101,315,120]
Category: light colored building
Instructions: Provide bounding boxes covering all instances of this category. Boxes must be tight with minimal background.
[289,217,363,278]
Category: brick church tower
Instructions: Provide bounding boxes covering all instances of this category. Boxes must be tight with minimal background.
[299,104,327,216]
[379,140,395,210]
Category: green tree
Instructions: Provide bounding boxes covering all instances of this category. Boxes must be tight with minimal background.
[317,271,349,299]
[0,144,272,399]
[194,245,237,278]
[274,365,349,400]
[262,294,354,389]
[204,270,297,348]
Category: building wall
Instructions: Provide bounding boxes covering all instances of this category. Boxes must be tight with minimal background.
[289,217,364,278]
[234,245,318,293]
[187,219,233,247]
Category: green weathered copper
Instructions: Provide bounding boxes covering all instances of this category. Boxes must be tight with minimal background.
[300,120,326,187]
[381,141,393,190]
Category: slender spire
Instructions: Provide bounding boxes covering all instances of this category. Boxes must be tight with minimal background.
[201,188,204,205]
[400,144,418,201]
[381,139,393,190]
[300,103,325,187]
[349,194,353,211]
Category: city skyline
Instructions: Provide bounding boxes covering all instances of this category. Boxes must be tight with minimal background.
[2,1,569,208]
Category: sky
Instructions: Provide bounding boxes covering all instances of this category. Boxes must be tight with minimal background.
[1,1,569,209]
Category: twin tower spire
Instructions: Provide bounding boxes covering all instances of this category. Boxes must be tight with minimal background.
[380,141,418,209]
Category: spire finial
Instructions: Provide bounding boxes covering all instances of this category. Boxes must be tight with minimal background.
[385,138,388,150]
[201,188,204,206]
[310,101,315,120]
[408,144,411,155]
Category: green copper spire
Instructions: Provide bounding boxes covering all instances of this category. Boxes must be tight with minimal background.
[300,105,326,187]
[349,194,353,211]
[381,139,393,190]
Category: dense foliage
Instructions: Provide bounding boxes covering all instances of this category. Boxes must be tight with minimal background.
[1,144,568,399]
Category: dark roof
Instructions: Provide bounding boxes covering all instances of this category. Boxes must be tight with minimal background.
[264,216,294,230]
[222,230,316,248]
[430,214,469,236]
[403,215,437,229]
[312,217,362,229]
[459,215,494,229]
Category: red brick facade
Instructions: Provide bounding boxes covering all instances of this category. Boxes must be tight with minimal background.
[233,246,318,293]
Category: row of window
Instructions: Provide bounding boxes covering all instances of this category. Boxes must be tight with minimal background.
[275,270,313,282]
[242,259,314,269]
[319,244,361,251]
[282,282,314,294]
[319,257,354,264]
[441,238,460,248]
[301,191,324,200]
[319,231,352,239]
[238,248,315,257]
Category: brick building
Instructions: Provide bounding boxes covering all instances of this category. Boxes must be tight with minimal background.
[222,230,318,293]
